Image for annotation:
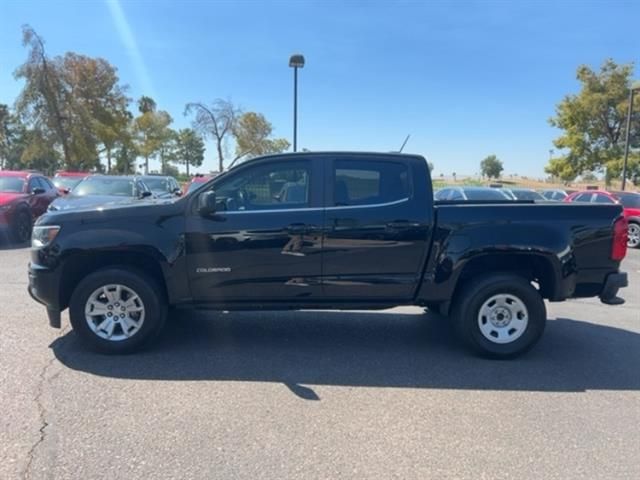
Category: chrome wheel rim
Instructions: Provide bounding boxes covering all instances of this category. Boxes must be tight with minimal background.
[477,294,528,344]
[85,284,145,341]
[628,224,640,248]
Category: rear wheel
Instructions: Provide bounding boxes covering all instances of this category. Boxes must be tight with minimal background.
[452,274,546,358]
[11,210,32,243]
[69,268,167,354]
[628,222,640,249]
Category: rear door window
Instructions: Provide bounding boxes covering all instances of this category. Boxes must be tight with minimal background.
[333,159,409,206]
[573,193,593,202]
[593,194,614,204]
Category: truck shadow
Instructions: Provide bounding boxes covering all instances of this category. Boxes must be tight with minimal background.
[50,309,640,398]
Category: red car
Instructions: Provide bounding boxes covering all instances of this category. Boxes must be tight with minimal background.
[565,190,640,248]
[183,174,218,195]
[52,171,88,194]
[0,171,60,243]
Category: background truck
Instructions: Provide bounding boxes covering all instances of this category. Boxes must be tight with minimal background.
[28,152,629,358]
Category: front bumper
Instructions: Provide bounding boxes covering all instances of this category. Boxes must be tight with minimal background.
[28,262,63,328]
[599,272,628,305]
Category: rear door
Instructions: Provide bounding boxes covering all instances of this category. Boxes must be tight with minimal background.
[321,155,433,301]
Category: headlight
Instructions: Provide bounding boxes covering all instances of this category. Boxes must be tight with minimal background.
[32,225,61,248]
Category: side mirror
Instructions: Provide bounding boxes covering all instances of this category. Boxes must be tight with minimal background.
[198,190,217,216]
[140,191,153,199]
[173,188,183,196]
[32,187,46,195]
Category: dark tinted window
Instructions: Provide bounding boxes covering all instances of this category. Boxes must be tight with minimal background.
[463,188,510,200]
[511,189,544,201]
[614,193,640,208]
[449,189,464,200]
[573,193,592,202]
[434,189,450,200]
[334,159,409,206]
[35,177,52,191]
[144,177,172,192]
[74,177,135,197]
[53,177,83,190]
[593,194,614,204]
[214,161,310,211]
[28,178,41,193]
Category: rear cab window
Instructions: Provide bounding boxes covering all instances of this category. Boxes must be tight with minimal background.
[332,159,410,206]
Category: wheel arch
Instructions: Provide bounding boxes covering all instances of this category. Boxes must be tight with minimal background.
[59,250,168,310]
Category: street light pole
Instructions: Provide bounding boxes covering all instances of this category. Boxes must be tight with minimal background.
[622,81,640,191]
[289,54,305,152]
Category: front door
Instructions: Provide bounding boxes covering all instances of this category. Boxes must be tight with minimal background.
[185,157,324,304]
[322,155,432,301]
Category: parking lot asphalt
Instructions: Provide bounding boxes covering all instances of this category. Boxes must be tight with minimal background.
[1,245,639,480]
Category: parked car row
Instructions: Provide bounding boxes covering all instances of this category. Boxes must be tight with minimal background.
[433,185,640,248]
[0,170,185,243]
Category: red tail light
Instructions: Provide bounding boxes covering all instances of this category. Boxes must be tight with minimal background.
[611,217,628,261]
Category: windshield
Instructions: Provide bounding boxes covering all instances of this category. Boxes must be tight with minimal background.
[0,177,25,193]
[53,177,83,190]
[72,178,135,197]
[615,192,640,208]
[464,189,510,200]
[512,190,545,201]
[143,177,172,192]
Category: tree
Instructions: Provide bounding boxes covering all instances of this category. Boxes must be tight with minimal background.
[14,27,131,172]
[185,99,238,172]
[480,155,503,179]
[112,133,138,174]
[57,52,130,171]
[229,111,290,167]
[0,104,24,169]
[604,155,640,186]
[138,96,156,114]
[133,97,173,174]
[174,128,205,176]
[545,156,577,184]
[14,26,71,167]
[547,59,640,181]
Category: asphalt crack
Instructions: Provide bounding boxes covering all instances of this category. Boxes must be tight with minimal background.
[21,327,71,480]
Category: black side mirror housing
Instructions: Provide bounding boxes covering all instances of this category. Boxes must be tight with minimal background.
[173,188,183,196]
[199,190,217,216]
[140,191,153,199]
[32,187,46,195]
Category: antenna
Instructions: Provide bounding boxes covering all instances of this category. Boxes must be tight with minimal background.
[398,134,411,153]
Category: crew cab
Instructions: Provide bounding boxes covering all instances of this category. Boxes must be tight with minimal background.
[28,152,629,358]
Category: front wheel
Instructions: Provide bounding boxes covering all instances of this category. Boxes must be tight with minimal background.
[69,268,167,354]
[452,274,546,359]
[11,209,32,243]
[628,222,640,249]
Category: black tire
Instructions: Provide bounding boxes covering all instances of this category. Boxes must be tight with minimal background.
[69,268,167,354]
[11,209,32,244]
[452,274,546,359]
[628,222,640,249]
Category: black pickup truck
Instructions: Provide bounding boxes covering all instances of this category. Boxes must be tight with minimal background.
[28,152,629,358]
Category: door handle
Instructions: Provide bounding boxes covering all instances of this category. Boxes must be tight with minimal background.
[386,220,412,230]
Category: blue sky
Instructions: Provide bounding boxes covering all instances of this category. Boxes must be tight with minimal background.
[1,0,639,176]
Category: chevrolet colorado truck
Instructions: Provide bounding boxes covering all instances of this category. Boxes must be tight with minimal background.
[28,152,629,358]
